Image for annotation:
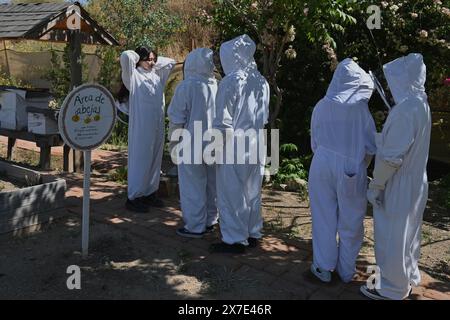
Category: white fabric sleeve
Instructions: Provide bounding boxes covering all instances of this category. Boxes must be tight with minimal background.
[310,107,318,153]
[168,122,185,159]
[379,111,415,168]
[167,83,189,125]
[364,111,377,156]
[120,50,140,92]
[263,80,270,125]
[213,77,238,132]
[168,122,184,142]
[369,157,398,190]
[154,56,176,86]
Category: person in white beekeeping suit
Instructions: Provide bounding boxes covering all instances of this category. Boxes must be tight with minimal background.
[309,58,377,283]
[167,48,219,238]
[119,47,176,213]
[210,34,270,254]
[360,53,431,300]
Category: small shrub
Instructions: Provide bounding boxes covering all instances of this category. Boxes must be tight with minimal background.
[109,166,128,185]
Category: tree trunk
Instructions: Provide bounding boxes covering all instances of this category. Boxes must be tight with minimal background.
[269,81,283,129]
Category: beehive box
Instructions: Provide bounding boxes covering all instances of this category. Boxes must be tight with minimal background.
[0,89,28,130]
[0,161,66,235]
[27,112,59,135]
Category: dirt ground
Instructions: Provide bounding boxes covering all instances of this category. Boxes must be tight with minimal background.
[262,186,450,284]
[0,145,449,300]
[0,177,22,192]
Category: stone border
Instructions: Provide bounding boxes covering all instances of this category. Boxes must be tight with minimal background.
[0,160,66,235]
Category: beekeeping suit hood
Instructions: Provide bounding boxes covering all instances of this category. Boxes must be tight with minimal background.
[383,53,427,105]
[184,47,216,82]
[326,58,375,104]
[220,34,258,75]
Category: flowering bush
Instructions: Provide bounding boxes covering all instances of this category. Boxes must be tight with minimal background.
[338,0,449,111]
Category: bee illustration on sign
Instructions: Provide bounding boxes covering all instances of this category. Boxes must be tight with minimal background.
[71,93,105,123]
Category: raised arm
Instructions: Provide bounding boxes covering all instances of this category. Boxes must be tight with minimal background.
[120,50,140,92]
[154,56,177,86]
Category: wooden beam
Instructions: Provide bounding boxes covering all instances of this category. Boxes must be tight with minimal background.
[68,29,84,173]
[2,40,10,77]
[7,137,15,161]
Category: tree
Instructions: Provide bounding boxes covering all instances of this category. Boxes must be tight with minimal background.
[210,0,357,128]
[336,0,450,110]
[86,0,181,50]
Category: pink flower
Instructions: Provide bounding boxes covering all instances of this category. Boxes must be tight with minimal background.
[444,78,450,86]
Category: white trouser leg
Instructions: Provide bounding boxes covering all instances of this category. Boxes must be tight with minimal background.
[216,164,251,245]
[178,163,208,233]
[309,154,339,271]
[336,166,367,282]
[206,164,218,227]
[248,165,264,239]
[376,178,427,299]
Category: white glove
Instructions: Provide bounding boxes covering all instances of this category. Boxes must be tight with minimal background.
[367,188,383,209]
[369,157,398,190]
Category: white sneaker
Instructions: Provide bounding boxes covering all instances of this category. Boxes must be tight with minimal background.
[310,263,332,283]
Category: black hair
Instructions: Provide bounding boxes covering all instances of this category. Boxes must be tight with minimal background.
[117,46,158,103]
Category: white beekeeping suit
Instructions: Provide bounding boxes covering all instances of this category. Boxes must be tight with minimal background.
[362,53,431,300]
[309,58,376,283]
[120,50,176,202]
[212,34,270,252]
[167,48,219,237]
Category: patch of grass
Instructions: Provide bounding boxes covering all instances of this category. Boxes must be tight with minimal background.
[437,174,450,210]
[422,228,433,245]
[263,212,284,234]
[0,145,63,171]
[109,167,128,185]
[100,144,127,152]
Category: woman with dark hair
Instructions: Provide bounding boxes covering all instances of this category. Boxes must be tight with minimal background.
[120,46,176,212]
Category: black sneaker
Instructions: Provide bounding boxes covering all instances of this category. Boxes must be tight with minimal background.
[205,224,217,234]
[176,227,204,239]
[209,242,246,254]
[140,193,165,208]
[360,285,390,300]
[247,237,260,248]
[125,198,149,213]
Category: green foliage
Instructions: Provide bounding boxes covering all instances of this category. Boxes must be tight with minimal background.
[211,0,356,128]
[274,144,310,185]
[438,174,450,209]
[96,47,121,92]
[106,121,128,147]
[336,0,450,108]
[87,0,182,50]
[274,158,307,184]
[44,47,70,105]
[86,0,184,148]
[0,70,31,88]
[109,166,128,185]
[44,45,88,106]
[279,143,298,158]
